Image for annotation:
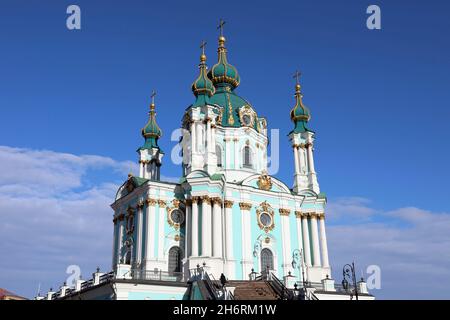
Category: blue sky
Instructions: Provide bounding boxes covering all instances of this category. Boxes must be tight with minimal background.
[1,0,450,299]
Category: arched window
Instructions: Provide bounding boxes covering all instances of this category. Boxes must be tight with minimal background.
[124,250,131,265]
[261,248,274,271]
[243,146,252,168]
[216,144,222,167]
[168,246,182,274]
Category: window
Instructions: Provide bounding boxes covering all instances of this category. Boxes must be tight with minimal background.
[125,250,131,265]
[216,145,222,167]
[261,248,274,271]
[168,246,182,274]
[243,146,252,168]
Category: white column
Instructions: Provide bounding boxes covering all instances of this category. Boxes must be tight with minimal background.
[301,214,312,267]
[212,198,223,258]
[280,209,292,276]
[185,202,191,258]
[234,138,239,169]
[196,122,202,153]
[206,119,211,154]
[310,213,321,267]
[211,125,216,151]
[319,214,330,268]
[144,199,156,267]
[295,212,304,279]
[224,200,234,260]
[306,143,316,174]
[295,212,304,254]
[190,121,196,153]
[240,202,252,278]
[201,196,212,257]
[139,160,144,177]
[293,146,300,174]
[191,198,199,256]
[157,200,166,260]
[299,146,306,173]
[136,204,144,265]
[116,216,124,264]
[224,138,230,169]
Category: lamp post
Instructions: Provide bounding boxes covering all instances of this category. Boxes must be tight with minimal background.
[342,262,358,300]
[292,249,306,289]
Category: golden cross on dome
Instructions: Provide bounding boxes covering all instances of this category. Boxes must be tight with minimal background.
[200,40,207,55]
[293,70,301,85]
[151,90,156,104]
[217,19,226,37]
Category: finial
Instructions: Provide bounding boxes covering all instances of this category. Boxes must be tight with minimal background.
[293,70,301,93]
[217,19,226,37]
[150,90,156,111]
[217,19,226,45]
[200,40,207,63]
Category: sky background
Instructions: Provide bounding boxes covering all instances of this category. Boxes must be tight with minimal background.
[1,0,449,299]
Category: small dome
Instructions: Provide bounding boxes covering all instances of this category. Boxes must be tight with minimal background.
[140,101,162,150]
[192,54,215,98]
[208,37,240,89]
[290,83,311,133]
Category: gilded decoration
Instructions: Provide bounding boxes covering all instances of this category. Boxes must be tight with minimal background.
[257,170,273,191]
[238,105,256,128]
[167,207,184,230]
[256,201,275,233]
[224,200,234,208]
[239,202,252,210]
[279,208,291,216]
[146,198,157,206]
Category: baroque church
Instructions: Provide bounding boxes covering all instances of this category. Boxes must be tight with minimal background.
[39,23,373,300]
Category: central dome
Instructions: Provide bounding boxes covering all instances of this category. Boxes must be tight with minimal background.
[207,36,240,89]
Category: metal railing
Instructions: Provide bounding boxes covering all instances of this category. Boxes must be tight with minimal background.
[132,269,184,282]
[268,272,295,300]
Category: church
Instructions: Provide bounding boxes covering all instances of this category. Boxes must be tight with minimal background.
[39,23,374,300]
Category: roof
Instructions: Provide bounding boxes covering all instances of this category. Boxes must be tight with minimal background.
[0,288,26,300]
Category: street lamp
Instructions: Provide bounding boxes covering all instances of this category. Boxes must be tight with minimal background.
[342,262,359,300]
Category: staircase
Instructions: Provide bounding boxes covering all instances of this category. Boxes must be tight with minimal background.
[229,281,279,300]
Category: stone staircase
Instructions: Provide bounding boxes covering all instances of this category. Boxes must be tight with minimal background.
[229,281,279,300]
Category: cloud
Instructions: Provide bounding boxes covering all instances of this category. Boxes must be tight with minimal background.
[0,146,133,298]
[327,199,450,299]
[0,146,134,196]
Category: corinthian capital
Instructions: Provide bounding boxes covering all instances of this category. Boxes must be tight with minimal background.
[224,200,234,208]
[239,202,252,210]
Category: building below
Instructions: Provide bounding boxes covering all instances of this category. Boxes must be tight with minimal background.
[0,288,27,300]
[37,23,374,301]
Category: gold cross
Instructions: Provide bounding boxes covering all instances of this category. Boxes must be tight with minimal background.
[293,70,301,85]
[200,40,207,55]
[150,90,156,105]
[217,19,226,37]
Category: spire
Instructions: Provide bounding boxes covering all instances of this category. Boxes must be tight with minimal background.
[208,19,240,90]
[290,70,311,133]
[140,90,162,150]
[192,40,215,106]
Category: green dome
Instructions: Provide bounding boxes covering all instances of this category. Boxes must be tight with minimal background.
[209,87,258,129]
[207,37,240,89]
[192,53,215,107]
[140,103,162,150]
[290,84,311,133]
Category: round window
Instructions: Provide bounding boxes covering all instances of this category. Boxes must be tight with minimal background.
[259,212,272,227]
[242,114,251,126]
[170,209,184,224]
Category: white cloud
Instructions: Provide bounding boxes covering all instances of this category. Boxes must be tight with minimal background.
[0,146,134,196]
[327,199,450,299]
[0,146,133,298]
